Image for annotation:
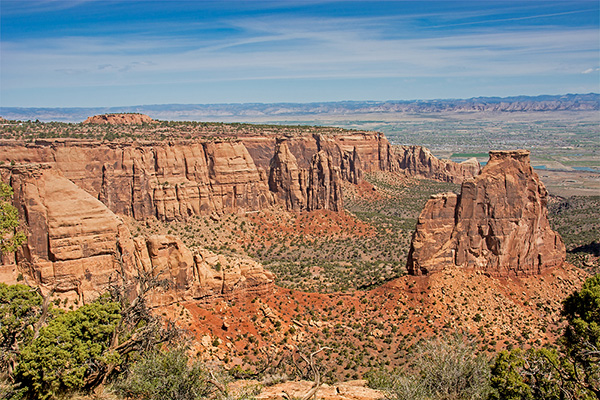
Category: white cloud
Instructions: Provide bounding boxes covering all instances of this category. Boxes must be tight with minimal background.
[581,68,599,74]
[2,13,598,93]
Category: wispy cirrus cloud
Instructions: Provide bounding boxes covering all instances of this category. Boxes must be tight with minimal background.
[1,1,598,106]
[3,16,596,89]
[582,67,600,74]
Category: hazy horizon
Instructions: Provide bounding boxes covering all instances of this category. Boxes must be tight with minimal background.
[2,1,599,108]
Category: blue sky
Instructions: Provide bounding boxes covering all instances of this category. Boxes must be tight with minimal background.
[1,0,599,107]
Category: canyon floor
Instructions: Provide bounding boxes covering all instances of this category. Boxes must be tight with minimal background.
[133,170,598,382]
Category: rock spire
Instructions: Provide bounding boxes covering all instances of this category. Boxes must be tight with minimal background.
[407,150,565,276]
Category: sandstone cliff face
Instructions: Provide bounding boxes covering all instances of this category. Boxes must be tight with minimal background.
[241,132,476,185]
[83,113,155,124]
[307,150,343,211]
[268,139,343,211]
[268,140,308,210]
[391,146,480,183]
[407,150,565,277]
[0,130,477,220]
[0,165,274,303]
[1,165,137,299]
[0,140,275,220]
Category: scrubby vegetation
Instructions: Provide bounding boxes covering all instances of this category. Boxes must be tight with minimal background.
[127,174,459,293]
[366,274,599,400]
[0,119,362,142]
[1,268,598,399]
[548,196,600,274]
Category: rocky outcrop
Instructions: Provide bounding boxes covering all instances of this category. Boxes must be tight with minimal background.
[268,140,308,210]
[0,165,137,299]
[407,150,565,277]
[391,146,480,183]
[134,236,275,305]
[307,150,343,211]
[268,139,343,211]
[83,113,155,124]
[253,380,384,400]
[0,164,274,303]
[0,140,275,220]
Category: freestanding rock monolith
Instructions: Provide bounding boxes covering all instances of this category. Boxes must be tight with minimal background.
[407,150,565,277]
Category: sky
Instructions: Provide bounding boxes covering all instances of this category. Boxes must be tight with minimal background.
[1,0,599,107]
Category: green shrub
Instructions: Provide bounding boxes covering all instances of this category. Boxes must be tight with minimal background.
[15,296,121,399]
[369,335,491,400]
[489,274,600,400]
[112,348,214,400]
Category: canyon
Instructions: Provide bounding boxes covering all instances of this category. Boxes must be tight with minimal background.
[0,115,589,381]
[0,119,479,303]
[0,123,478,221]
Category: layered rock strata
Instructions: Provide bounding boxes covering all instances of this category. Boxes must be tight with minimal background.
[1,165,137,298]
[0,165,274,303]
[0,140,275,220]
[243,133,477,184]
[391,146,480,183]
[407,150,565,277]
[0,131,477,219]
[268,139,343,211]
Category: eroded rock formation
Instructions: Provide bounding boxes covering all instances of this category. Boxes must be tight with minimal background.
[0,164,274,304]
[0,140,275,220]
[134,235,275,305]
[307,150,343,211]
[1,165,137,299]
[240,132,477,185]
[391,146,480,183]
[407,150,565,277]
[268,140,308,210]
[268,139,343,211]
[0,127,478,220]
[83,113,155,124]
[0,119,490,313]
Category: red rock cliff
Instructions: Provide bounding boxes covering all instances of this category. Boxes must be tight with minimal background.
[0,130,477,219]
[407,150,565,277]
[242,132,477,185]
[0,164,274,303]
[0,139,275,220]
[1,165,137,299]
[268,139,343,211]
[390,145,480,183]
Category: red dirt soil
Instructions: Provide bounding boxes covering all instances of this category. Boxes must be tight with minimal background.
[154,263,587,381]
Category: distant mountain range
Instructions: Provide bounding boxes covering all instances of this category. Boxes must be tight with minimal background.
[1,93,598,123]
